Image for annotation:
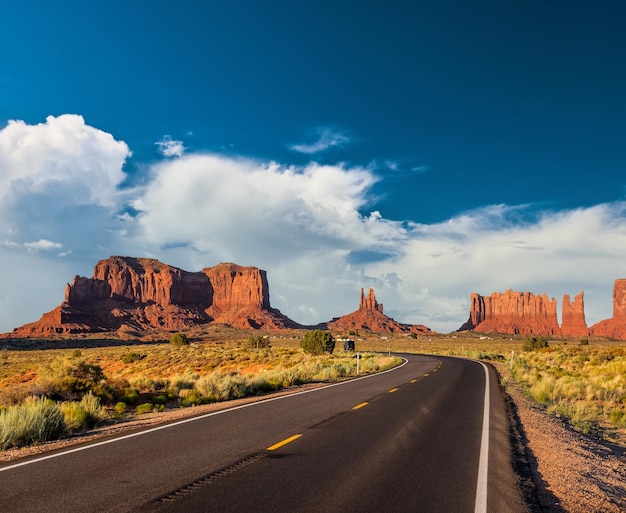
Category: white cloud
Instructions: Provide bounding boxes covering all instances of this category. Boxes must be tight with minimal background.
[23,239,63,251]
[0,114,131,263]
[0,114,131,208]
[155,135,185,158]
[290,128,350,154]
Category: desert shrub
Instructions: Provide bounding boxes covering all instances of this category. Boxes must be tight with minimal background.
[194,372,248,402]
[168,372,199,395]
[121,351,145,363]
[0,397,66,449]
[247,335,271,349]
[522,336,548,352]
[119,389,139,405]
[300,330,335,355]
[179,390,203,407]
[150,394,168,406]
[38,357,108,401]
[128,375,155,392]
[135,403,155,414]
[170,333,189,347]
[72,349,82,358]
[114,402,127,417]
[59,393,106,432]
[579,339,589,346]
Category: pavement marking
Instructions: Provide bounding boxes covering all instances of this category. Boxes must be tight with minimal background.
[474,361,490,513]
[424,373,429,376]
[410,379,417,383]
[266,434,302,451]
[388,388,399,393]
[352,402,368,410]
[0,357,410,473]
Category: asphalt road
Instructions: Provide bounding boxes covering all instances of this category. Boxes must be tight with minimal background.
[0,355,528,513]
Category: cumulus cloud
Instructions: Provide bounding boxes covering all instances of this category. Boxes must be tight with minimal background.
[129,154,389,262]
[289,128,350,154]
[0,114,131,208]
[155,135,185,158]
[0,114,132,265]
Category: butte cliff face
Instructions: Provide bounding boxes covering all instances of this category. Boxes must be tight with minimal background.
[561,292,589,336]
[327,288,433,334]
[7,256,299,337]
[459,290,562,336]
[589,279,626,339]
[460,284,626,340]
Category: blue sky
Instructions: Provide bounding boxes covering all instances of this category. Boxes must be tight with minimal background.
[1,1,625,334]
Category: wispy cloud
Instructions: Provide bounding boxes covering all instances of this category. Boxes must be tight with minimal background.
[156,135,185,158]
[289,128,350,154]
[23,239,63,251]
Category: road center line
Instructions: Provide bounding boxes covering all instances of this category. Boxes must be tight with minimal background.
[474,361,490,513]
[352,402,368,410]
[388,388,398,393]
[266,434,302,451]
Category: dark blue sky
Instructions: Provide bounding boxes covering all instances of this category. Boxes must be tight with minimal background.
[3,1,625,221]
[1,1,625,332]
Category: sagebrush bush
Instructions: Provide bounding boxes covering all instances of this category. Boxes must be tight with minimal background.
[194,372,248,402]
[168,372,199,395]
[60,393,106,432]
[0,397,66,449]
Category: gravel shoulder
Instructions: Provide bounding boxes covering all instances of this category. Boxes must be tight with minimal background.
[498,363,626,513]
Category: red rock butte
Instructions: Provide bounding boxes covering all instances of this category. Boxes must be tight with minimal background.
[460,279,626,340]
[3,256,301,337]
[327,288,433,335]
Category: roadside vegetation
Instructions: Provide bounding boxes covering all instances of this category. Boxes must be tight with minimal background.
[510,340,626,440]
[0,334,399,450]
[1,329,624,450]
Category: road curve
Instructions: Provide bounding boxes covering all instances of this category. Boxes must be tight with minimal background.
[0,355,528,513]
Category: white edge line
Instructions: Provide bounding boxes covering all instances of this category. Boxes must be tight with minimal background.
[474,360,490,513]
[0,356,409,473]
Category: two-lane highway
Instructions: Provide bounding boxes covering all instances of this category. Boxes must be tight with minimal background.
[0,355,529,513]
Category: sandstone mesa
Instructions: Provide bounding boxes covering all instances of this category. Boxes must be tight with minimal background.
[3,256,301,338]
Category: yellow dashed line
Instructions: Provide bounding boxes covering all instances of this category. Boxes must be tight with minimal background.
[424,373,429,377]
[410,379,417,383]
[389,388,399,393]
[266,434,302,451]
[353,402,368,410]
